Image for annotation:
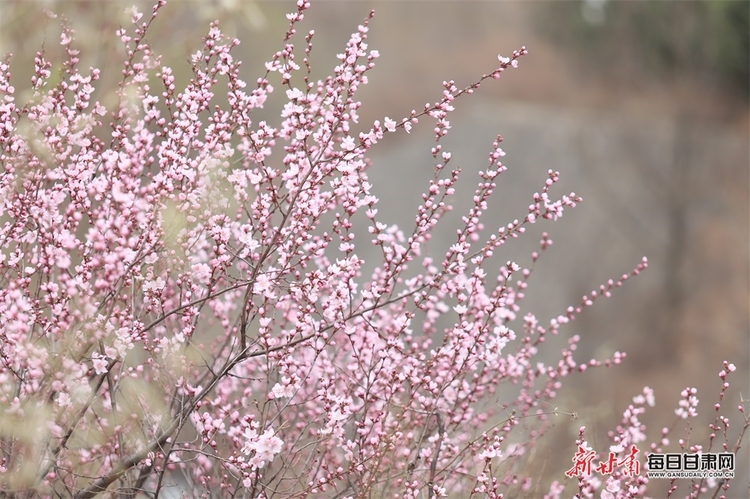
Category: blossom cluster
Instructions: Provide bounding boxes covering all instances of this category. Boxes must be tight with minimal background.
[0,1,745,498]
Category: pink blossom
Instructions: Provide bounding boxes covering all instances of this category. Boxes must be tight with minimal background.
[0,2,739,498]
[242,427,284,470]
[675,387,699,419]
[384,116,397,132]
[91,352,109,375]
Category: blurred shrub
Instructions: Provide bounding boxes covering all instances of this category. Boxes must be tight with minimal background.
[535,0,749,99]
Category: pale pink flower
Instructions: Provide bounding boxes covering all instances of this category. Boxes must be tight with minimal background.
[242,427,283,470]
[91,352,109,375]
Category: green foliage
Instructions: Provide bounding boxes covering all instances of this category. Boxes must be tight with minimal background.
[535,0,749,97]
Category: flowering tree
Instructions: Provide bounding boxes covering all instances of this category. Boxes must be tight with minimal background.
[0,1,746,498]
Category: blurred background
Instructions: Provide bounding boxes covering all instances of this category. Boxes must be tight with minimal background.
[1,0,747,496]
